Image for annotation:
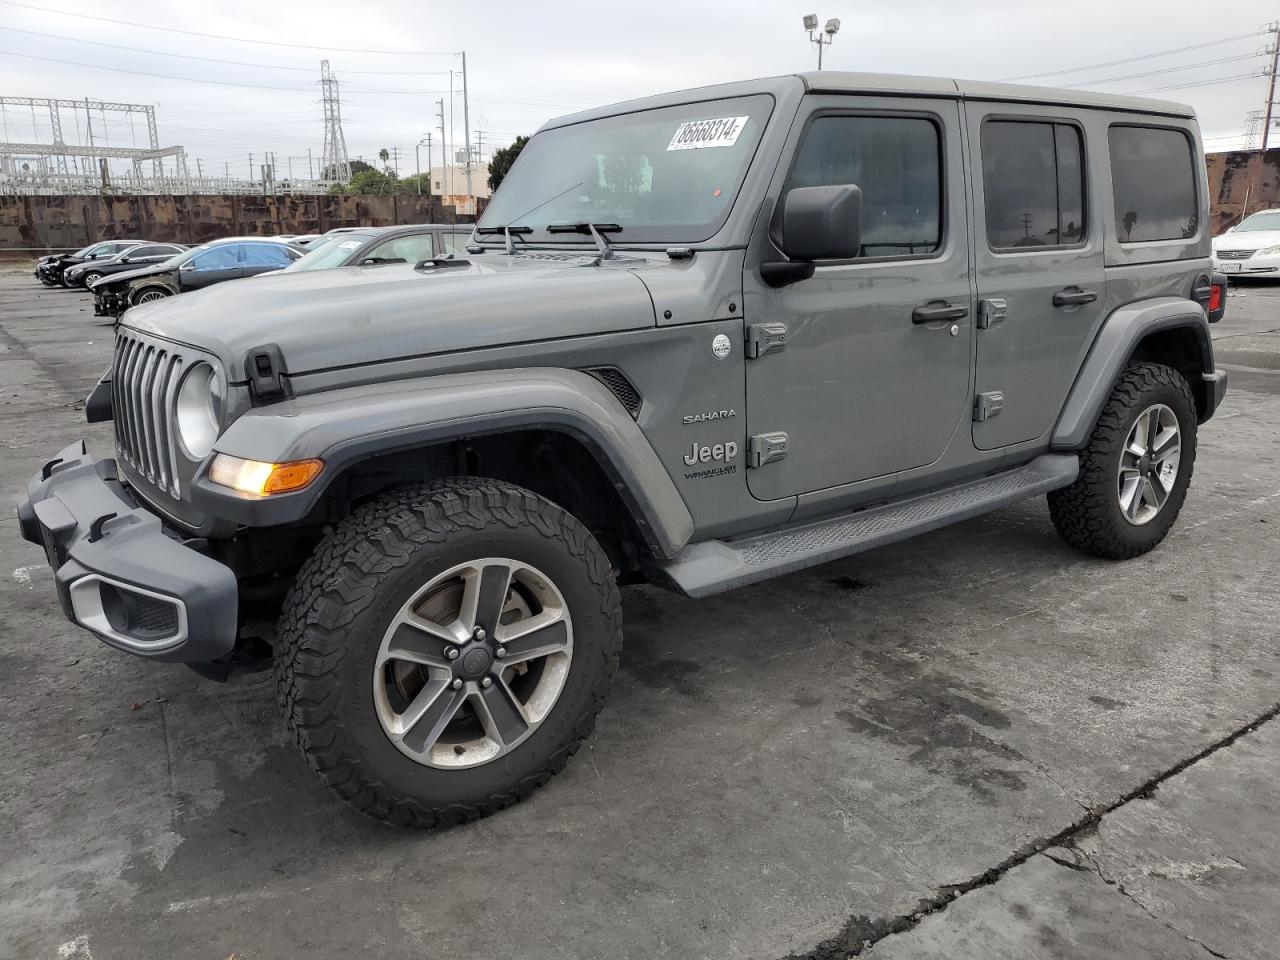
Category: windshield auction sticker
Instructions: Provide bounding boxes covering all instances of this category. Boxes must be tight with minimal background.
[667,116,750,151]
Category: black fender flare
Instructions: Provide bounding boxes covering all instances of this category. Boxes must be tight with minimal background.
[1051,297,1217,450]
[190,367,695,559]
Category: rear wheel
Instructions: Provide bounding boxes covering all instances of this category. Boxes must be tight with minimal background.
[1048,361,1197,559]
[275,478,622,827]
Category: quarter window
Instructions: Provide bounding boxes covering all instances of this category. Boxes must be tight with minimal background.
[981,120,1086,250]
[784,115,942,258]
[1108,126,1198,242]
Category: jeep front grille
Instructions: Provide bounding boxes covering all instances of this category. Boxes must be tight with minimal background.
[1217,249,1255,260]
[112,331,186,497]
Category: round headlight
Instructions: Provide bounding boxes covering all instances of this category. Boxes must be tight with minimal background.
[175,362,222,459]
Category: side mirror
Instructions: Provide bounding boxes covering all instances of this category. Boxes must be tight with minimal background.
[761,184,862,287]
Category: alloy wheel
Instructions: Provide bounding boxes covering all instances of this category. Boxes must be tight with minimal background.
[1117,403,1181,526]
[372,558,573,769]
[135,289,168,303]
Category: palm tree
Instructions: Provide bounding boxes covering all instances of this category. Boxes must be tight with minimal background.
[379,148,391,174]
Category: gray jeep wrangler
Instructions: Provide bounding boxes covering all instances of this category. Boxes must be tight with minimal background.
[18,73,1228,826]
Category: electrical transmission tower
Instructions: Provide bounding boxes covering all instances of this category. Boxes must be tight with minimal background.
[319,60,351,183]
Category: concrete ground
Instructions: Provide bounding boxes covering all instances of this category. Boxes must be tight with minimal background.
[0,269,1276,960]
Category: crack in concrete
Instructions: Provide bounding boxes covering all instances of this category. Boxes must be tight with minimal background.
[782,701,1280,960]
[1072,845,1232,960]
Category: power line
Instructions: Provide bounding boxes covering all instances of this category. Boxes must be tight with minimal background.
[1130,71,1264,94]
[1064,52,1264,87]
[999,30,1264,82]
[0,49,318,91]
[0,0,458,55]
[0,26,454,75]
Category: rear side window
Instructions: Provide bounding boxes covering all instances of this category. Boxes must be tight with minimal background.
[439,231,470,254]
[242,244,292,266]
[1108,126,1198,242]
[981,120,1085,250]
[364,234,436,264]
[785,115,942,258]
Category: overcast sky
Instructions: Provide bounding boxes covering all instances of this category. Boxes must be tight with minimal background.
[0,0,1273,181]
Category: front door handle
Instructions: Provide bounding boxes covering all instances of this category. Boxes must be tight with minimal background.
[912,301,968,325]
[1052,287,1098,308]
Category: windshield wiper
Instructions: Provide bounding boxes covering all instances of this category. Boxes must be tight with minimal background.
[547,221,622,262]
[475,224,532,255]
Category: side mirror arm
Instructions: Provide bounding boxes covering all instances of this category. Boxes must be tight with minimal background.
[759,261,816,288]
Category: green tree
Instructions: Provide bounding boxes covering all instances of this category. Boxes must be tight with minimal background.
[322,158,374,181]
[378,148,391,173]
[488,135,530,192]
[329,168,398,195]
[398,172,433,195]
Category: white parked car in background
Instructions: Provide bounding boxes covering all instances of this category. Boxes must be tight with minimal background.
[1213,209,1280,278]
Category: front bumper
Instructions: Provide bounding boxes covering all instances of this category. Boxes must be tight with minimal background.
[93,289,127,317]
[1213,253,1280,276]
[17,441,238,662]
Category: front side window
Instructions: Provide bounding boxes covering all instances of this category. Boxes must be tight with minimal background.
[191,246,239,270]
[783,114,942,258]
[478,94,773,244]
[1109,126,1198,242]
[363,234,435,264]
[982,120,1086,250]
[439,231,470,254]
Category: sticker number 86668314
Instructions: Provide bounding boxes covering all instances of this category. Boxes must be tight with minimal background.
[667,116,750,151]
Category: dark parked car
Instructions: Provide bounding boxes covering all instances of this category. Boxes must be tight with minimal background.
[64,243,188,289]
[90,238,303,317]
[280,224,472,273]
[36,241,145,287]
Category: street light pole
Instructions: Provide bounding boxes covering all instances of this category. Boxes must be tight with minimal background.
[804,14,841,69]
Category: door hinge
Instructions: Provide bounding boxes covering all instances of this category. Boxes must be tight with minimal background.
[973,391,1005,422]
[748,431,789,468]
[746,322,787,359]
[977,298,1007,330]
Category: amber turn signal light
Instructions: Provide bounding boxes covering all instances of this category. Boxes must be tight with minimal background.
[208,454,323,496]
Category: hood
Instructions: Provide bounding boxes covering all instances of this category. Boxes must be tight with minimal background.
[1213,229,1280,251]
[93,261,172,289]
[121,254,660,380]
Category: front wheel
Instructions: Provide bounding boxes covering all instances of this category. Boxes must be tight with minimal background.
[133,288,169,305]
[81,271,102,288]
[1049,361,1198,559]
[275,479,622,827]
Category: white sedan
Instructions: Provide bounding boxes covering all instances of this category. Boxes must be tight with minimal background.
[1213,209,1280,278]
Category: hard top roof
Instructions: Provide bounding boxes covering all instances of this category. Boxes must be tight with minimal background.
[541,72,1195,131]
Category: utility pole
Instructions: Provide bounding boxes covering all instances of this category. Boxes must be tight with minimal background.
[307,147,314,180]
[249,152,254,181]
[475,129,485,170]
[1245,21,1280,221]
[461,51,473,199]
[437,98,448,197]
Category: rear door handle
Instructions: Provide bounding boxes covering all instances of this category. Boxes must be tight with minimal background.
[912,301,968,325]
[1052,287,1098,308]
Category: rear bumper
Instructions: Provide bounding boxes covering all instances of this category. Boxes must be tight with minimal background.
[1202,368,1228,422]
[17,441,238,663]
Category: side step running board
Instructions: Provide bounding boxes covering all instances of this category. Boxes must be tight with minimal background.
[654,454,1079,598]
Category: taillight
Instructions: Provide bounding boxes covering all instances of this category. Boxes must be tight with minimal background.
[1207,274,1227,323]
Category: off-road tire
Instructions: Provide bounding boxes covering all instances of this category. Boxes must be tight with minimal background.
[1048,361,1197,559]
[274,478,622,828]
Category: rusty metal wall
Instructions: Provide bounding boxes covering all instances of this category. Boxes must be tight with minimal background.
[1206,149,1280,234]
[0,193,483,254]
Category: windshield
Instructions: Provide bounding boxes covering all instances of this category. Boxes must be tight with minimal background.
[478,94,773,245]
[1235,211,1280,232]
[283,233,374,272]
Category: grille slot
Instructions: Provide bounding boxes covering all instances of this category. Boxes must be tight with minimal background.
[584,366,642,417]
[112,330,186,496]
